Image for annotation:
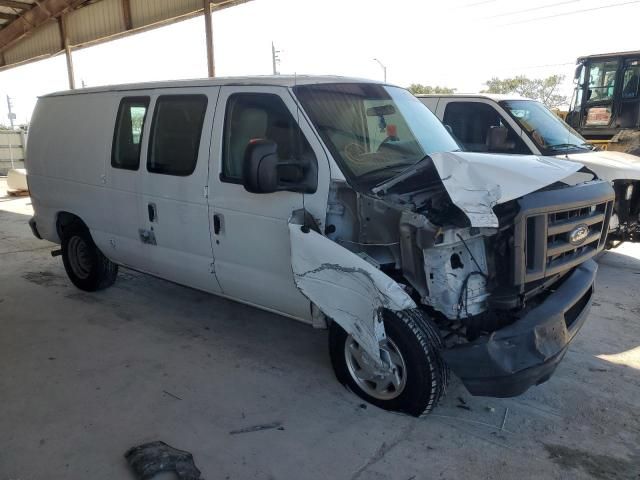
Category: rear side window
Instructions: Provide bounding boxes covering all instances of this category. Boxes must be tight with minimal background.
[147,95,208,176]
[112,97,149,170]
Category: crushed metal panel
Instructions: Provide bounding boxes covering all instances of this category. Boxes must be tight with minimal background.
[429,151,583,228]
[289,222,415,365]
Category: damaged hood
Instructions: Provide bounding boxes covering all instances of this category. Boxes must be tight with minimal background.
[376,151,583,228]
[553,150,640,182]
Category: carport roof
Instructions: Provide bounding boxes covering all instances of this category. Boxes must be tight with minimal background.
[0,0,250,71]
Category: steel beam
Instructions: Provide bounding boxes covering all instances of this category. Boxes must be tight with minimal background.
[57,14,74,89]
[121,0,132,31]
[0,1,31,10]
[203,0,215,77]
[0,0,86,53]
[0,12,18,21]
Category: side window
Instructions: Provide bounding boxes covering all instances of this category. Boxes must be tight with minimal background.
[442,102,528,154]
[222,93,316,182]
[147,95,208,176]
[587,61,618,102]
[622,61,640,99]
[111,97,149,170]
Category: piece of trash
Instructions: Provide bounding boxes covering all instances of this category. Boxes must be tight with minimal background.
[456,405,471,411]
[125,441,202,480]
[588,367,609,373]
[229,421,283,435]
[359,403,367,410]
[500,407,509,431]
[485,406,495,413]
[162,390,183,401]
[457,396,467,405]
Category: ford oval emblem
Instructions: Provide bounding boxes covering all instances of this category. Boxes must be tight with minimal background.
[569,224,589,246]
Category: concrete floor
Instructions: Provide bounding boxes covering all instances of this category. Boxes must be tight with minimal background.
[1,177,639,480]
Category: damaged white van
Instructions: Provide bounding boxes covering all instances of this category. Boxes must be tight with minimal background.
[27,77,614,416]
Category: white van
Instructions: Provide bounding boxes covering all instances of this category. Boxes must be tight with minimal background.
[27,77,614,415]
[419,94,640,246]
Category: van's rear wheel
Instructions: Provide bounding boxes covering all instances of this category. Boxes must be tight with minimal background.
[329,309,448,416]
[61,225,118,291]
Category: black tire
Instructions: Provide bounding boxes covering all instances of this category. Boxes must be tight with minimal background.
[61,224,118,291]
[329,309,449,416]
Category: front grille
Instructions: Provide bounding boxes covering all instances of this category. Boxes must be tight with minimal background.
[513,181,615,285]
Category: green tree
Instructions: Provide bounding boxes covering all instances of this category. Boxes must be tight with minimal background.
[407,84,457,95]
[482,75,567,109]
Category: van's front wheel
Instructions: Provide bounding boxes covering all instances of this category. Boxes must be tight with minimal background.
[329,309,448,416]
[61,225,118,291]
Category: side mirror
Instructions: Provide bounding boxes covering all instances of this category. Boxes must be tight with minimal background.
[242,139,280,194]
[242,139,309,194]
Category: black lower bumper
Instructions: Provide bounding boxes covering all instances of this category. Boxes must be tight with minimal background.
[28,217,42,240]
[442,259,597,397]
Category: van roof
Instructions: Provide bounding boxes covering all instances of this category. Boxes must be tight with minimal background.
[42,75,385,97]
[415,93,529,102]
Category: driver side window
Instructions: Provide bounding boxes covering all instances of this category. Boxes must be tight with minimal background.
[221,93,315,183]
[443,102,529,154]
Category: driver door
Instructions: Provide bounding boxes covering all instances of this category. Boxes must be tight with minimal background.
[208,86,331,321]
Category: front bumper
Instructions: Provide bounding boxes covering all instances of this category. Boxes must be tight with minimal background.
[442,259,597,397]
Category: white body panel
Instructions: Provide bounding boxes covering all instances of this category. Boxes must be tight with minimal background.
[207,85,332,321]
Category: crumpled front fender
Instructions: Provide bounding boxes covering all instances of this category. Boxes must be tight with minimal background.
[289,221,416,366]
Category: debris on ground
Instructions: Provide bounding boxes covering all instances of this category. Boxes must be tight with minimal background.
[229,421,283,435]
[125,441,202,480]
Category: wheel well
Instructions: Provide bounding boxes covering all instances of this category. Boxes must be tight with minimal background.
[56,212,86,240]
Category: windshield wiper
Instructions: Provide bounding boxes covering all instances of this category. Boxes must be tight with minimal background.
[547,143,591,151]
[357,162,416,180]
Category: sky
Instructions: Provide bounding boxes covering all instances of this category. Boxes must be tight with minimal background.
[0,0,639,124]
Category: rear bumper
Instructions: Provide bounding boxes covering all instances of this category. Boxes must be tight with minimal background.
[442,259,597,397]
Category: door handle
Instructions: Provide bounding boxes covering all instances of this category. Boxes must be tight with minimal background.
[148,203,157,222]
[213,214,221,235]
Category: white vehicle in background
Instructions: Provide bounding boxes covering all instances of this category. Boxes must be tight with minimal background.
[419,94,640,246]
[27,77,614,416]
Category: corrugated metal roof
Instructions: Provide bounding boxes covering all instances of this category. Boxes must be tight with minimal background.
[0,0,251,71]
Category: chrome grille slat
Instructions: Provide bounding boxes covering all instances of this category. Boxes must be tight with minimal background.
[546,231,602,257]
[547,212,605,235]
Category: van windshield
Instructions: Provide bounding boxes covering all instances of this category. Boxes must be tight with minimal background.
[293,83,460,185]
[500,100,593,155]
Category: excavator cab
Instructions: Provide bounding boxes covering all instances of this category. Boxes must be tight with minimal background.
[567,51,640,156]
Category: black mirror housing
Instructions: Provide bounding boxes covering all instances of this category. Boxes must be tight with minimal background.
[242,139,280,194]
[242,139,318,195]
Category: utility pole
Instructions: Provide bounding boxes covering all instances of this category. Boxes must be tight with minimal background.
[373,58,387,83]
[271,42,280,75]
[6,95,15,129]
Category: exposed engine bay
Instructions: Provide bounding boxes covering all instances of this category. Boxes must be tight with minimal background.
[321,153,614,346]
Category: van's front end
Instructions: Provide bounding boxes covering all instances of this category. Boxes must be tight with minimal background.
[290,82,614,412]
